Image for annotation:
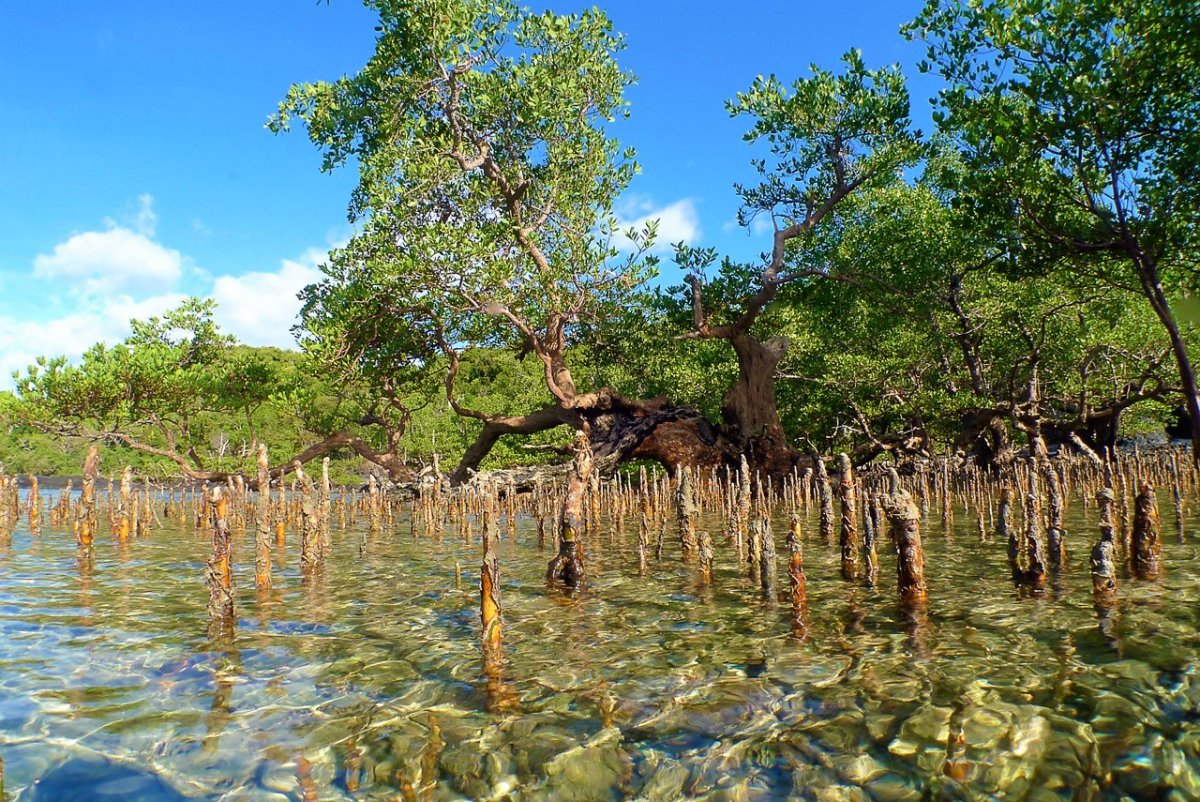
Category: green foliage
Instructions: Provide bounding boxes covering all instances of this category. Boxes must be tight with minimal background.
[9,302,279,475]
[729,50,921,233]
[907,0,1200,274]
[274,0,657,414]
[13,299,235,433]
[401,348,573,469]
[8,4,1197,477]
[0,307,580,480]
[579,293,735,420]
[770,178,1185,454]
[675,51,921,335]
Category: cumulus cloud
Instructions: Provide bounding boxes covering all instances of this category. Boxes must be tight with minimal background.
[210,248,327,349]
[613,197,702,254]
[104,292,191,329]
[32,199,183,296]
[0,313,108,384]
[0,292,187,385]
[2,193,334,389]
[4,196,195,386]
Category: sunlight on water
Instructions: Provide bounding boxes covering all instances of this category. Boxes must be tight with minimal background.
[1,490,1199,800]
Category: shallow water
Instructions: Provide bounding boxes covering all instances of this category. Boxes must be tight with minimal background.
[2,494,1199,800]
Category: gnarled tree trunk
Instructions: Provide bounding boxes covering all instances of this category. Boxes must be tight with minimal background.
[1137,254,1200,465]
[448,386,729,486]
[721,333,797,477]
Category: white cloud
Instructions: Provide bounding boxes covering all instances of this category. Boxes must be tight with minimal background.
[32,225,183,296]
[210,248,326,349]
[0,312,107,384]
[4,195,192,386]
[613,197,702,254]
[104,292,191,328]
[2,193,333,390]
[0,292,186,385]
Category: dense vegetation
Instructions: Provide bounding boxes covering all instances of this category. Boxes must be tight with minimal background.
[3,0,1198,481]
[0,305,572,481]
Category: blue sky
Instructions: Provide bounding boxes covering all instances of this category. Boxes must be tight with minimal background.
[0,0,934,388]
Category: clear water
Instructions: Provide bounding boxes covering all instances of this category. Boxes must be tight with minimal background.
[2,494,1199,800]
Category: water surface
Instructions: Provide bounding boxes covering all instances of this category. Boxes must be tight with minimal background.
[1,493,1199,800]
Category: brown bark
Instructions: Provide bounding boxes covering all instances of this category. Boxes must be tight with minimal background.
[698,524,715,586]
[816,458,834,544]
[837,453,861,581]
[758,508,776,599]
[996,486,1013,544]
[849,430,931,468]
[947,271,986,398]
[884,488,927,607]
[254,444,272,592]
[1130,483,1163,580]
[863,493,880,587]
[76,444,99,548]
[449,390,726,486]
[1136,254,1200,465]
[736,457,752,559]
[679,140,874,477]
[547,431,591,587]
[297,463,320,570]
[955,409,1015,470]
[1091,488,1119,603]
[97,427,413,488]
[637,481,651,575]
[1015,488,1049,588]
[958,384,1171,472]
[1069,432,1104,466]
[1170,454,1185,545]
[747,515,762,579]
[629,415,725,473]
[1042,460,1067,569]
[720,333,797,476]
[481,499,502,650]
[205,487,235,633]
[452,405,577,485]
[786,514,808,639]
[676,467,698,559]
[27,475,40,535]
[117,466,133,542]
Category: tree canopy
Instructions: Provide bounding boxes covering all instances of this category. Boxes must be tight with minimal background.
[271,0,675,482]
[6,0,1199,483]
[907,0,1200,459]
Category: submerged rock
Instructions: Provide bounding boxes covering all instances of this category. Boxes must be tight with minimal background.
[536,726,628,801]
[633,752,689,801]
[24,755,197,801]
